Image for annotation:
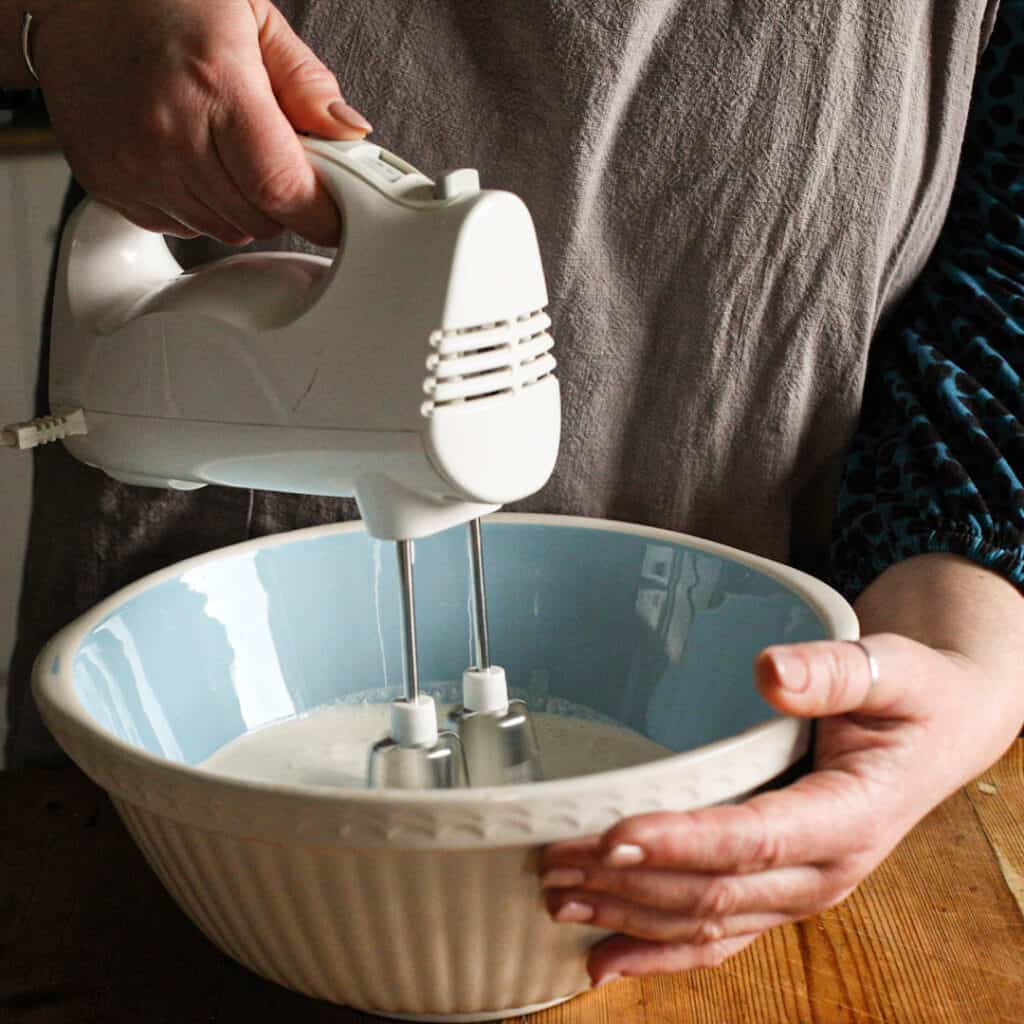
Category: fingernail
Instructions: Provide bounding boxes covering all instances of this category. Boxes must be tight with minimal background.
[605,843,646,867]
[540,868,586,890]
[555,900,595,924]
[770,650,809,692]
[328,100,373,134]
[592,972,622,989]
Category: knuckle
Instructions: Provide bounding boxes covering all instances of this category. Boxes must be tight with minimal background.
[736,803,783,871]
[595,900,659,941]
[183,54,236,98]
[596,868,631,900]
[786,645,818,692]
[696,878,737,918]
[604,867,659,906]
[285,58,339,93]
[692,918,725,945]
[619,905,652,938]
[814,643,856,704]
[748,831,782,873]
[252,163,303,212]
[138,105,178,147]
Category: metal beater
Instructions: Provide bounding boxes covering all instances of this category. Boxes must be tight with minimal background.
[451,519,543,786]
[367,540,467,789]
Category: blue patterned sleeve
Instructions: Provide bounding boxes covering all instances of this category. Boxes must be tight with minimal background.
[830,0,1024,601]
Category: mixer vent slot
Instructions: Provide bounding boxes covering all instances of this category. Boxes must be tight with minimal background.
[422,310,555,415]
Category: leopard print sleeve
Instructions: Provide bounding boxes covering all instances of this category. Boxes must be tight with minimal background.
[831,0,1024,601]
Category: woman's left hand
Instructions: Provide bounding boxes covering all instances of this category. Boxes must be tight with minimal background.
[539,632,1021,985]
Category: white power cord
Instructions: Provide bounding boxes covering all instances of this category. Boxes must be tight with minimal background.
[1,409,88,450]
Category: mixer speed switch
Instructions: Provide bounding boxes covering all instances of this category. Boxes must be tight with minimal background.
[434,168,481,200]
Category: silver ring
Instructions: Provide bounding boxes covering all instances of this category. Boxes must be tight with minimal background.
[850,639,880,694]
[21,12,39,82]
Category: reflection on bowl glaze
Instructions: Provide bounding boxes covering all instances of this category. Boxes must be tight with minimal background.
[68,519,837,765]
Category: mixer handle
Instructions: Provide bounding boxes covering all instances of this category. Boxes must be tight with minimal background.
[59,136,439,335]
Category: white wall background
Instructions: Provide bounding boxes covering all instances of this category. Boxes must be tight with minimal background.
[0,152,70,757]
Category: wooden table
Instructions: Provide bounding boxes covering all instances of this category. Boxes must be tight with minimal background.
[3,744,1023,1023]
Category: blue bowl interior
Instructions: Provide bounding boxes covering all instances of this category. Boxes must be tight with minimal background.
[69,523,829,767]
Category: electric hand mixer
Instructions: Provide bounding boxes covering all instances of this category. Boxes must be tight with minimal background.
[44,137,560,789]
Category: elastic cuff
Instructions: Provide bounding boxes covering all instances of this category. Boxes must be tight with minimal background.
[831,527,1024,603]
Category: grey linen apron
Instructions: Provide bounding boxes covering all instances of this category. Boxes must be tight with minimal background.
[6,1,999,767]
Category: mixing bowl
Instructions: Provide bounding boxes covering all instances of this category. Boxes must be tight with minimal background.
[34,514,857,1022]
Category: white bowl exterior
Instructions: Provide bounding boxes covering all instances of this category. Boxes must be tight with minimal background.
[33,514,858,1020]
[116,797,593,1018]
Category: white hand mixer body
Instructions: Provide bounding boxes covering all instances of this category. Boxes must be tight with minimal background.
[51,138,559,541]
[49,137,560,788]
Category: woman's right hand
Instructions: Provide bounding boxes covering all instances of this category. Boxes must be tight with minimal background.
[32,0,371,246]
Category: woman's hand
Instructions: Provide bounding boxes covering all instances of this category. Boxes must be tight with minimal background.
[540,609,1024,986]
[31,0,370,245]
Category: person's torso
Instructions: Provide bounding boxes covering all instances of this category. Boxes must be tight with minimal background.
[265,1,998,567]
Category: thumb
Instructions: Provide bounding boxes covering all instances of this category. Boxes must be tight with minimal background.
[257,5,372,139]
[755,633,946,722]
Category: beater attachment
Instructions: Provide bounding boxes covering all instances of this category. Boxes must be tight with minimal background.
[366,696,465,789]
[452,521,543,786]
[367,540,467,789]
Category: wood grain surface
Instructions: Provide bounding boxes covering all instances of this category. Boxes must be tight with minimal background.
[2,744,1023,1023]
